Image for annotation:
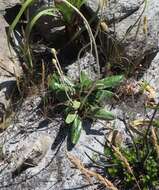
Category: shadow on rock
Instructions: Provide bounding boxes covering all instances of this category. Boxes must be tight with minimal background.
[51,119,106,152]
[83,120,105,136]
[51,123,69,151]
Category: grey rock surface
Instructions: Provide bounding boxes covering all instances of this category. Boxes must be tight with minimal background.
[0,96,108,190]
[0,15,22,119]
[0,0,20,12]
[66,52,98,81]
[0,0,22,105]
[87,0,143,22]
[142,51,159,98]
[87,0,159,66]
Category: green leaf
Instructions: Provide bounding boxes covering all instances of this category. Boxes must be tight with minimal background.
[72,100,81,110]
[56,90,68,102]
[71,116,82,144]
[55,0,85,23]
[48,73,65,91]
[74,0,86,8]
[48,73,74,93]
[95,90,114,102]
[10,0,35,31]
[65,113,77,124]
[90,107,115,120]
[96,75,124,90]
[25,7,57,42]
[153,120,159,128]
[56,2,73,23]
[80,71,92,88]
[104,146,112,156]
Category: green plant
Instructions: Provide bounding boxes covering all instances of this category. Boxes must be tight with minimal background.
[48,71,123,144]
[55,0,85,24]
[103,135,159,190]
[9,0,100,73]
[10,0,85,31]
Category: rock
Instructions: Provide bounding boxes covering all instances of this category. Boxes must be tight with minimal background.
[0,15,22,122]
[0,0,20,12]
[0,96,110,189]
[87,0,159,69]
[87,0,143,22]
[0,0,22,118]
[0,16,21,76]
[142,51,159,98]
[66,52,98,81]
[10,134,52,177]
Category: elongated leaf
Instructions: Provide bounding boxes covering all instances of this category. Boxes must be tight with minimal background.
[48,73,74,93]
[25,7,56,41]
[65,113,77,124]
[80,71,92,89]
[71,116,82,144]
[74,0,86,8]
[90,107,115,120]
[48,73,65,91]
[56,2,73,23]
[55,0,85,23]
[96,75,124,90]
[95,90,114,102]
[130,119,159,129]
[10,0,35,31]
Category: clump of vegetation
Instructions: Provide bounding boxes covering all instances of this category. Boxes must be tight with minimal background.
[104,136,159,190]
[8,0,123,146]
[9,0,98,71]
[88,104,159,190]
[55,0,85,24]
[7,0,159,189]
[48,63,123,144]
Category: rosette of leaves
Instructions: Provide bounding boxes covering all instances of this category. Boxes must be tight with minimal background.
[48,72,124,145]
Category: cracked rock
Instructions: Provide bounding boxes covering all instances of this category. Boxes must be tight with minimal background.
[87,0,159,68]
[10,135,52,177]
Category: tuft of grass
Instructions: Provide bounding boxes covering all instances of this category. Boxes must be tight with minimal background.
[90,102,159,190]
[9,0,100,75]
[103,135,159,189]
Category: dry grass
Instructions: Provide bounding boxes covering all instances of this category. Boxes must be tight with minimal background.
[67,153,118,190]
[151,127,159,159]
[107,141,141,190]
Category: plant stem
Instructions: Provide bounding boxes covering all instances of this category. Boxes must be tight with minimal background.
[61,0,100,79]
[144,102,159,161]
[118,116,140,162]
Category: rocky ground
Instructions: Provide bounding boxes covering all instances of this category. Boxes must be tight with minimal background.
[0,0,159,189]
